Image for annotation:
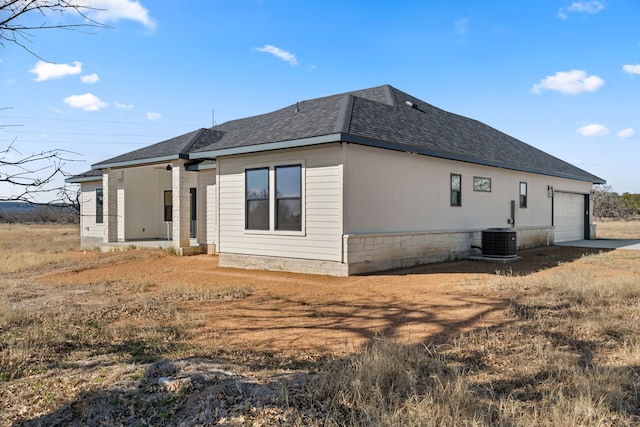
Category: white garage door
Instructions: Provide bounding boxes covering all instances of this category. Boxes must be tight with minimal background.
[554,192,585,243]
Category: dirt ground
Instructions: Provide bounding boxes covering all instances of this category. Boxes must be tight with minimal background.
[35,245,606,357]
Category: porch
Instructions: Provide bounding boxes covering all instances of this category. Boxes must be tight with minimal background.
[100,161,217,256]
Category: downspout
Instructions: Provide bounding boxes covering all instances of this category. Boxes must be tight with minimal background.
[216,164,220,253]
[340,142,346,265]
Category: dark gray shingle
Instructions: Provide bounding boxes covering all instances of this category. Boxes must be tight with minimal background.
[90,84,604,184]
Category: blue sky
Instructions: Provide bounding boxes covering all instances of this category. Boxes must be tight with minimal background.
[1,0,639,200]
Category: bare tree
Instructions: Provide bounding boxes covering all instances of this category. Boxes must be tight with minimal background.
[1,1,106,203]
[0,0,107,56]
[0,138,79,202]
[57,183,80,220]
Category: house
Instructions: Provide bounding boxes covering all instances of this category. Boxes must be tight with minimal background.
[67,84,605,276]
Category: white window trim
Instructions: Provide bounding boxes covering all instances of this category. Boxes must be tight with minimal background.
[243,160,306,236]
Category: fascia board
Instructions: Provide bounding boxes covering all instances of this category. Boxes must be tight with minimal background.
[190,133,343,159]
[190,132,606,185]
[186,161,217,171]
[91,154,187,170]
[65,175,102,183]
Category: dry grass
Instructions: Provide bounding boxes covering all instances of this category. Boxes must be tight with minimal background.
[0,224,79,274]
[289,251,640,426]
[0,278,255,382]
[596,219,640,239]
[1,223,639,426]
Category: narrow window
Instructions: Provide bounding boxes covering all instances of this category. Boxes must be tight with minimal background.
[190,188,197,238]
[246,168,269,230]
[450,174,462,206]
[275,165,302,231]
[520,182,528,208]
[164,190,173,221]
[473,176,491,192]
[96,188,104,224]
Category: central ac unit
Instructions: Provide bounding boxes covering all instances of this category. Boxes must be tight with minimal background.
[482,228,517,257]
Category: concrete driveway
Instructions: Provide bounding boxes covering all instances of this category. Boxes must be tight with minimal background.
[555,239,640,250]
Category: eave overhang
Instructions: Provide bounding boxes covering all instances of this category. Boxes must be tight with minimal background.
[91,153,189,170]
[65,175,102,184]
[191,133,606,185]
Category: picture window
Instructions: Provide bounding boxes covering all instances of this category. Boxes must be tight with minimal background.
[473,177,492,192]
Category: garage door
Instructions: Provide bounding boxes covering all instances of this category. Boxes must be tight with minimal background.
[554,192,585,243]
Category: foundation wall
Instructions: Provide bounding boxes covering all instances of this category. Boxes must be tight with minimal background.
[219,253,349,276]
[219,226,554,276]
[80,235,104,250]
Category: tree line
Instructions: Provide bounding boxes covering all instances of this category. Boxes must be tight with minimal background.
[592,185,640,220]
[0,203,78,224]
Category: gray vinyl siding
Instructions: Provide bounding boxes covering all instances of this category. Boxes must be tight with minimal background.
[217,144,343,262]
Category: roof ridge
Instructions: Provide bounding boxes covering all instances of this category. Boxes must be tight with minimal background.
[334,94,355,133]
[382,84,397,107]
[181,128,207,154]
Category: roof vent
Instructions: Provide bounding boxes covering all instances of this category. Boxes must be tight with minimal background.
[404,100,423,111]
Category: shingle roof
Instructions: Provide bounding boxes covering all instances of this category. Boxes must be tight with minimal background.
[89,84,604,184]
[192,84,604,184]
[92,128,224,169]
[65,168,103,183]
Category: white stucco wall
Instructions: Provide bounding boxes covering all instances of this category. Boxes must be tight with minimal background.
[343,144,593,234]
[217,144,343,262]
[120,166,174,240]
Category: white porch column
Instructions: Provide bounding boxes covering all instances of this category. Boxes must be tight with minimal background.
[103,169,119,243]
[171,161,190,249]
[117,177,125,242]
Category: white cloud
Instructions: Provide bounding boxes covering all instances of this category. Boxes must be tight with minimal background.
[455,17,469,35]
[81,0,156,29]
[622,64,640,76]
[29,61,82,82]
[80,73,99,83]
[577,123,609,136]
[256,44,298,66]
[115,102,134,110]
[530,70,604,95]
[558,1,605,19]
[617,128,635,138]
[63,93,108,111]
[146,112,161,120]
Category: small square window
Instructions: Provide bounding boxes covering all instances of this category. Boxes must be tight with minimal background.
[473,177,492,192]
[450,174,462,206]
[520,182,528,208]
